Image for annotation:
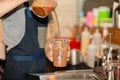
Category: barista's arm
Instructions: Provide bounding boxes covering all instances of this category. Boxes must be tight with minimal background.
[0,0,29,17]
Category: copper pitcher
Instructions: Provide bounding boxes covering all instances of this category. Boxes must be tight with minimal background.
[31,0,57,18]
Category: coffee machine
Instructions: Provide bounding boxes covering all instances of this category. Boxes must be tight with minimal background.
[113,0,120,27]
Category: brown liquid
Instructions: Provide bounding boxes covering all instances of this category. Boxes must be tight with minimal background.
[32,6,46,17]
[53,11,61,38]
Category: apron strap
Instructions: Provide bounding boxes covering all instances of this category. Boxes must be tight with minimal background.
[24,2,29,7]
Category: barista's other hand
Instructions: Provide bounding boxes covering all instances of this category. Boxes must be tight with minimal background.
[45,39,53,62]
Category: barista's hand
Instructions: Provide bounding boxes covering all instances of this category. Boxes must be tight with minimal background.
[48,0,57,11]
[45,39,53,62]
[42,0,57,15]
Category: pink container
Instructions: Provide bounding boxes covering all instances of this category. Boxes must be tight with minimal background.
[86,11,94,27]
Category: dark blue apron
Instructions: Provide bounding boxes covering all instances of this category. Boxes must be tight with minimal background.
[2,5,48,80]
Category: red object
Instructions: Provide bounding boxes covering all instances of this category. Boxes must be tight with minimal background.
[70,37,81,50]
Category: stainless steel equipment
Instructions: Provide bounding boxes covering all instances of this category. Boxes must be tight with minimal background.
[28,69,101,80]
[69,49,81,66]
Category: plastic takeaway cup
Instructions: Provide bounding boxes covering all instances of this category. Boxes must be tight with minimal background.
[52,39,70,67]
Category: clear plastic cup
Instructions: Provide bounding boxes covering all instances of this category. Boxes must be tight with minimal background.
[52,39,70,67]
[31,0,57,18]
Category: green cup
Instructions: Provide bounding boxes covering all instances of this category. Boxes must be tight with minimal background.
[98,6,110,26]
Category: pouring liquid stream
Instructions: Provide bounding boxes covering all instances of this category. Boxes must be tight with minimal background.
[53,10,61,38]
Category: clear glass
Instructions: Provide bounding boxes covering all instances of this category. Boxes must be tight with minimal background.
[52,39,70,67]
[31,0,57,18]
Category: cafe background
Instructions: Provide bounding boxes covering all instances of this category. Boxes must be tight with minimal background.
[1,0,120,80]
[50,0,114,38]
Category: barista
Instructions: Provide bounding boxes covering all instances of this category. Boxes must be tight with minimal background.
[0,0,57,80]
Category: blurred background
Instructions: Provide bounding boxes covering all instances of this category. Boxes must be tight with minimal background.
[49,0,114,38]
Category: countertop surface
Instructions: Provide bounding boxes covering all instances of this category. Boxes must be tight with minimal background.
[28,60,105,80]
[47,60,106,80]
[47,60,92,72]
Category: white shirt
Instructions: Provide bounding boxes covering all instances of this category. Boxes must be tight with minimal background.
[2,4,26,51]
